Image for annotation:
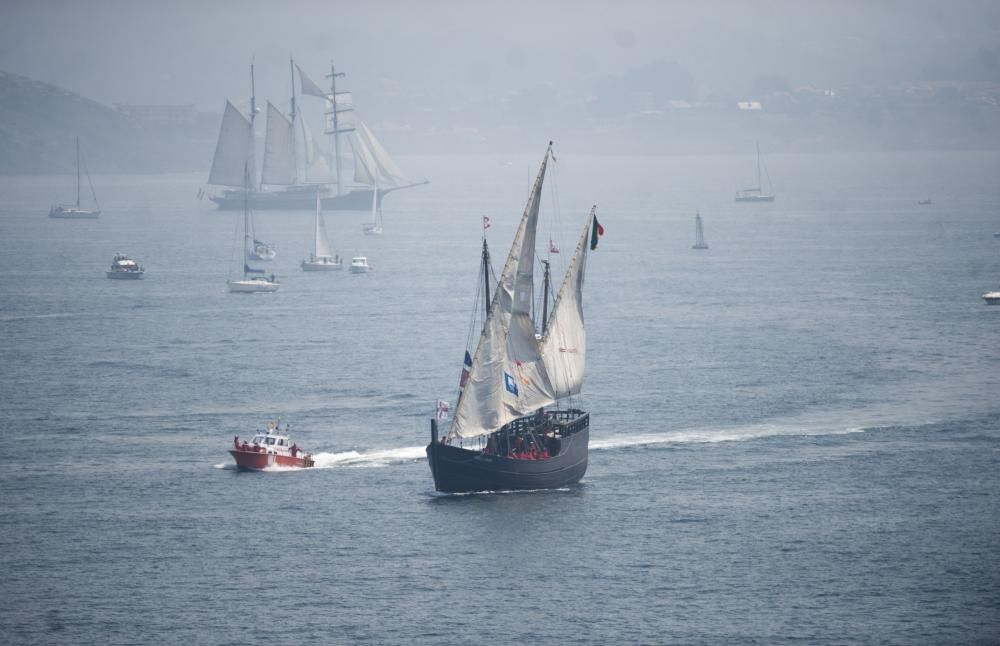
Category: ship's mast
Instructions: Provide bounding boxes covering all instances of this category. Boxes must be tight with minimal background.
[250,60,258,191]
[541,259,551,334]
[755,142,762,191]
[325,64,355,196]
[482,238,492,320]
[289,57,298,183]
[75,136,81,208]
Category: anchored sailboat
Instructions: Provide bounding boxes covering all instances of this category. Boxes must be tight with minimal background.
[228,167,280,294]
[692,211,709,249]
[426,143,599,493]
[301,192,342,271]
[49,136,101,219]
[735,143,775,202]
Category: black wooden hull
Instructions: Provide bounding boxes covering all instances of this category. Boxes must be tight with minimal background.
[426,415,589,493]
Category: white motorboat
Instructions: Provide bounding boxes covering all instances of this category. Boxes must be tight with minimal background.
[249,240,277,261]
[106,253,145,279]
[301,192,343,271]
[983,290,1000,306]
[350,256,372,273]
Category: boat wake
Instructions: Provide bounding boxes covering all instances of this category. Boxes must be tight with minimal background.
[309,446,426,469]
[591,423,865,451]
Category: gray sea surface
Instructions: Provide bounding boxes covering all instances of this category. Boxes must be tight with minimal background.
[1,151,998,644]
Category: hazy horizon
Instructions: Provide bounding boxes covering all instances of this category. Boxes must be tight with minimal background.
[2,0,999,113]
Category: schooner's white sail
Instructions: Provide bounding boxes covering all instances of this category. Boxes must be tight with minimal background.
[350,122,409,188]
[209,101,255,188]
[261,101,297,186]
[540,208,593,399]
[450,148,563,440]
[300,118,336,184]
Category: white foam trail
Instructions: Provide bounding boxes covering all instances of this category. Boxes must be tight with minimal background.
[591,423,864,450]
[309,446,426,469]
[213,462,237,470]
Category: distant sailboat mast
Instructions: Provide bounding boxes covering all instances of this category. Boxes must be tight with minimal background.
[325,65,355,196]
[75,136,81,209]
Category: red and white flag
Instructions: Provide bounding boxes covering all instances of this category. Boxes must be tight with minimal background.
[549,238,559,254]
[435,399,450,421]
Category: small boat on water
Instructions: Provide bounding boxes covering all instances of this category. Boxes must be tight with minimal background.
[692,211,709,250]
[984,290,1000,306]
[918,198,933,205]
[229,422,313,470]
[301,192,343,271]
[735,142,775,203]
[50,136,101,219]
[249,239,277,261]
[426,142,600,494]
[350,256,372,273]
[228,166,280,293]
[106,253,144,279]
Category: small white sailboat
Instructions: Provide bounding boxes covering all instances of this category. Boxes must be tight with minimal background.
[692,211,709,250]
[50,137,101,219]
[362,169,383,235]
[229,167,280,293]
[350,256,372,273]
[302,192,343,271]
[735,143,775,203]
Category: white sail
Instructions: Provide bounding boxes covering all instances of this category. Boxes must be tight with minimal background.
[208,101,255,188]
[350,121,408,188]
[449,147,558,440]
[541,209,593,399]
[314,195,334,259]
[261,102,297,186]
[300,118,336,183]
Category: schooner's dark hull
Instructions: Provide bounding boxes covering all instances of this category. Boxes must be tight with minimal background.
[426,412,589,494]
[209,181,428,211]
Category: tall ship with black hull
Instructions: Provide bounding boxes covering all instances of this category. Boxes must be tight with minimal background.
[207,61,426,211]
[427,143,601,494]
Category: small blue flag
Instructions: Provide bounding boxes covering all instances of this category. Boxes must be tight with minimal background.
[504,372,519,396]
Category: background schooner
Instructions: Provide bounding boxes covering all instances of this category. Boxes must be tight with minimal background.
[206,61,427,211]
[426,143,599,493]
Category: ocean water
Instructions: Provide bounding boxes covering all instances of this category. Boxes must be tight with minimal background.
[0,151,998,644]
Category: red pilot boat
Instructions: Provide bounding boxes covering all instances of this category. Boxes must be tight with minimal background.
[229,422,314,471]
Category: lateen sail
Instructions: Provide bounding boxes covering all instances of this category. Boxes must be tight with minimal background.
[350,121,409,188]
[261,102,297,186]
[209,101,255,188]
[449,148,560,439]
[540,208,593,399]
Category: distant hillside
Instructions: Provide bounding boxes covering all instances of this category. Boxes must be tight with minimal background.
[0,70,217,175]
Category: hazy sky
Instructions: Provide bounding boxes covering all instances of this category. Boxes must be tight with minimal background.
[2,0,999,115]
